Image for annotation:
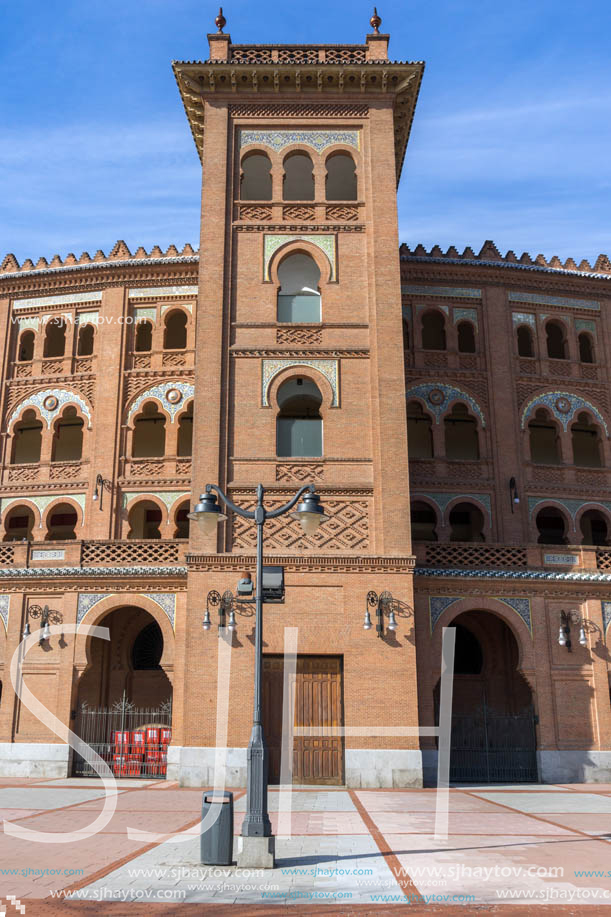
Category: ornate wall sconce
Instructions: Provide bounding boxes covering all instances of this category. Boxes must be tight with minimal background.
[363,590,399,638]
[558,609,595,651]
[23,604,63,645]
[92,473,112,510]
[204,580,256,636]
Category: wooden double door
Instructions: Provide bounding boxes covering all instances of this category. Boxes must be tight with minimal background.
[262,655,344,785]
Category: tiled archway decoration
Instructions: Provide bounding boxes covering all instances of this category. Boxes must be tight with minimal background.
[8,389,92,430]
[262,359,338,407]
[405,383,486,428]
[77,593,176,629]
[122,491,189,514]
[264,234,336,281]
[413,492,491,518]
[0,494,86,528]
[0,595,9,632]
[520,391,608,435]
[429,595,532,634]
[126,382,194,423]
[527,496,611,521]
[240,129,359,154]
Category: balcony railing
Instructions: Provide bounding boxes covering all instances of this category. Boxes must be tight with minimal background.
[416,542,528,568]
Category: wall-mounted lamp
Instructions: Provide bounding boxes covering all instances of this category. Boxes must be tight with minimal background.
[558,609,591,651]
[204,582,256,636]
[92,473,112,510]
[364,590,398,639]
[23,604,63,645]
[509,477,520,512]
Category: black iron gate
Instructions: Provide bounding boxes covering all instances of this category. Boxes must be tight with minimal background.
[450,703,538,783]
[72,693,172,779]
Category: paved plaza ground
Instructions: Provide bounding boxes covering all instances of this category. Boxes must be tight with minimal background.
[1,778,611,914]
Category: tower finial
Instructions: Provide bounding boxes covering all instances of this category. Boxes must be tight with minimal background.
[215,7,226,32]
[370,7,382,33]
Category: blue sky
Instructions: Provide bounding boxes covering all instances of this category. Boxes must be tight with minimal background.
[1,0,609,264]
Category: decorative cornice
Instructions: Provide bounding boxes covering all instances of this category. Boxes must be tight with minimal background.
[186,554,415,573]
[172,59,424,184]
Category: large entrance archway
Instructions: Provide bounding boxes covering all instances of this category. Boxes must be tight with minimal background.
[73,605,173,778]
[435,610,538,783]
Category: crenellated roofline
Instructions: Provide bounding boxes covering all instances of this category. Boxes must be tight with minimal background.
[3,238,611,286]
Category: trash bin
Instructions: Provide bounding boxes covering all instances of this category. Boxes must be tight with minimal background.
[200,790,234,866]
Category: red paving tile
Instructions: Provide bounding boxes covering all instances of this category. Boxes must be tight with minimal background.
[355,790,504,812]
[368,811,578,835]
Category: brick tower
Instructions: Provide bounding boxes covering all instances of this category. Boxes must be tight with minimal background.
[170,13,425,787]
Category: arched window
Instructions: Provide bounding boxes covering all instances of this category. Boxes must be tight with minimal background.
[578,332,595,364]
[536,507,567,544]
[277,253,321,322]
[43,318,66,358]
[11,410,42,464]
[18,331,34,362]
[127,500,162,540]
[132,621,163,670]
[325,153,357,200]
[3,505,34,542]
[410,501,438,542]
[163,311,187,350]
[283,152,314,201]
[421,311,446,350]
[407,401,433,459]
[52,406,84,462]
[444,403,479,460]
[132,402,166,458]
[45,503,78,541]
[135,321,153,352]
[571,412,602,467]
[546,321,567,359]
[528,409,560,464]
[240,152,272,200]
[457,321,476,353]
[174,501,190,539]
[177,403,193,457]
[580,509,609,546]
[77,324,94,356]
[517,325,534,357]
[276,377,322,457]
[449,502,485,542]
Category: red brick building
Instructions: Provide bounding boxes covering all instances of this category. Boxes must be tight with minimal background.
[0,19,610,786]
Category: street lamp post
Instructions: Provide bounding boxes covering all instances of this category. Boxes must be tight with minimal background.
[189,482,327,867]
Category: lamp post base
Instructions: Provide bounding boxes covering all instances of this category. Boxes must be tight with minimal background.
[237,835,276,869]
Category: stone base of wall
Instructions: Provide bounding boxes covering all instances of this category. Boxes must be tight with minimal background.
[345,750,423,788]
[167,746,423,788]
[538,750,611,783]
[422,749,611,785]
[0,743,70,778]
[166,746,248,787]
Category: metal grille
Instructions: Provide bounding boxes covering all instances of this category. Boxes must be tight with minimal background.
[72,694,172,779]
[450,705,537,784]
